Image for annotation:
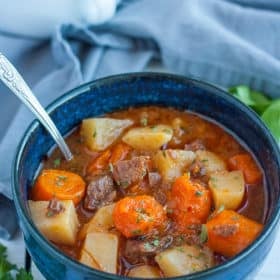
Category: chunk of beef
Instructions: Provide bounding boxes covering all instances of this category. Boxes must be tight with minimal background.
[46,198,65,217]
[184,139,205,152]
[124,235,173,264]
[84,174,116,211]
[189,160,207,179]
[112,156,150,188]
[153,189,167,205]
[148,172,162,187]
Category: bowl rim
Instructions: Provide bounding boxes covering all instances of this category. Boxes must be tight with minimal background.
[12,72,280,280]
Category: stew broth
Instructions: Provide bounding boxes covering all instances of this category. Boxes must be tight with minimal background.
[30,106,267,277]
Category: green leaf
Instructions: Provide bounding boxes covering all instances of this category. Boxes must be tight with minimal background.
[0,244,33,280]
[261,99,280,144]
[16,268,33,280]
[229,86,271,114]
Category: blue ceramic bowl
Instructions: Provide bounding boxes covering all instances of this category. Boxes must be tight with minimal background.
[12,73,280,280]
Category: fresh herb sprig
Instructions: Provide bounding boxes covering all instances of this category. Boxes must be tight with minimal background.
[229,86,280,145]
[0,244,33,280]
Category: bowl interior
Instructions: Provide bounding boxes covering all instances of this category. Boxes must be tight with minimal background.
[13,73,280,278]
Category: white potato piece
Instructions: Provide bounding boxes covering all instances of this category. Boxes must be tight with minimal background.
[153,149,195,182]
[209,170,245,210]
[128,265,161,278]
[82,232,118,274]
[122,125,173,150]
[79,249,100,270]
[196,150,226,175]
[28,200,79,245]
[78,204,115,240]
[155,245,214,277]
[80,118,133,151]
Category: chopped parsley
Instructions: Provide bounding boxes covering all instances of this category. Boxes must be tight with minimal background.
[217,204,225,214]
[231,215,240,221]
[140,117,148,126]
[53,158,61,168]
[131,229,142,235]
[152,239,160,247]
[195,190,203,197]
[199,224,208,243]
[108,163,114,173]
[55,175,67,186]
[163,128,172,134]
[120,181,129,188]
[92,130,97,138]
[144,242,153,251]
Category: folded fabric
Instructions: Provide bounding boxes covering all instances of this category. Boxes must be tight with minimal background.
[1,0,280,239]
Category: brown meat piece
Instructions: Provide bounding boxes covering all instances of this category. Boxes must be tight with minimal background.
[184,139,205,152]
[46,198,65,217]
[84,174,116,211]
[189,160,207,178]
[148,172,162,187]
[112,156,150,188]
[124,235,173,264]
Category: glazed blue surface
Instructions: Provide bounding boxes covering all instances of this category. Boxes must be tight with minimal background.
[12,73,280,280]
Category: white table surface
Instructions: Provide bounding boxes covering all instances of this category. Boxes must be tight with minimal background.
[1,64,280,279]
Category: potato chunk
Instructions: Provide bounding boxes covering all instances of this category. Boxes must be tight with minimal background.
[28,200,79,245]
[128,265,161,278]
[78,204,115,240]
[155,245,214,277]
[80,118,133,151]
[82,232,118,274]
[196,150,226,175]
[153,150,195,182]
[209,170,245,210]
[122,125,173,150]
[79,249,99,270]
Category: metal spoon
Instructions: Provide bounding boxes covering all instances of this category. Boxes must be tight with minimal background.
[0,53,73,161]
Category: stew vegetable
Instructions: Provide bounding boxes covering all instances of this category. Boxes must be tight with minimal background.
[28,106,266,278]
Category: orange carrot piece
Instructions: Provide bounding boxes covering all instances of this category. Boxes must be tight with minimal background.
[113,195,167,238]
[170,174,211,232]
[31,169,86,205]
[110,143,131,164]
[86,149,111,175]
[206,210,263,258]
[228,154,262,184]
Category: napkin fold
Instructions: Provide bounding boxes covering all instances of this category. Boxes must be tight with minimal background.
[1,0,280,239]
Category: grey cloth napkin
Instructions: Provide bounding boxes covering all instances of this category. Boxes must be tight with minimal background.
[1,0,280,239]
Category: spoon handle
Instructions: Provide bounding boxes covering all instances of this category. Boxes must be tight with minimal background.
[0,53,73,161]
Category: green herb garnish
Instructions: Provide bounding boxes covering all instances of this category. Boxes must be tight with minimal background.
[53,158,61,168]
[195,190,203,197]
[93,130,97,138]
[0,244,33,279]
[152,239,160,247]
[131,229,142,235]
[217,204,225,214]
[108,163,114,173]
[140,117,148,126]
[199,224,208,243]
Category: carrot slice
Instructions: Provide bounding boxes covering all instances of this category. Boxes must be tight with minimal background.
[228,154,262,184]
[113,195,167,238]
[206,210,263,258]
[86,149,111,175]
[170,174,211,232]
[110,143,131,164]
[31,169,86,205]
